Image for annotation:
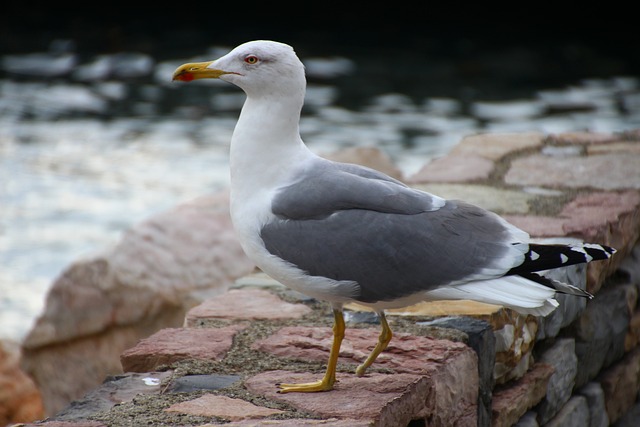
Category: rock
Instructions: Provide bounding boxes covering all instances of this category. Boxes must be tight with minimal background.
[21,420,107,427]
[419,316,494,427]
[544,396,589,427]
[536,338,578,424]
[491,363,555,427]
[613,401,640,427]
[412,183,535,214]
[504,152,640,190]
[245,371,477,427]
[448,132,544,161]
[536,264,588,340]
[355,298,537,386]
[0,340,44,425]
[625,309,640,351]
[514,411,539,427]
[577,382,609,427]
[546,131,620,145]
[587,140,640,155]
[120,325,246,372]
[251,325,475,377]
[184,288,312,327]
[599,346,640,424]
[618,242,640,289]
[50,371,172,422]
[371,298,536,386]
[501,215,569,238]
[203,419,370,426]
[250,325,478,426]
[492,316,538,385]
[165,394,284,420]
[21,192,254,415]
[408,154,495,183]
[573,282,634,387]
[559,191,640,293]
[165,374,241,393]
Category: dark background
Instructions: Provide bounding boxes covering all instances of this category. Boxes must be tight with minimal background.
[2,7,638,104]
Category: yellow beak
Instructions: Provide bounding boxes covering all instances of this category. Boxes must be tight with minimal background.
[172,61,231,82]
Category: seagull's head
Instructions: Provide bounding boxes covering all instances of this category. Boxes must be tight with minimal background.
[173,40,306,99]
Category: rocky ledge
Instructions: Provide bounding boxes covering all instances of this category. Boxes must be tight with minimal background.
[8,130,640,427]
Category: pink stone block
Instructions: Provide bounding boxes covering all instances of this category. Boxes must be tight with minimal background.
[165,394,284,420]
[408,155,494,183]
[185,289,312,326]
[120,326,245,372]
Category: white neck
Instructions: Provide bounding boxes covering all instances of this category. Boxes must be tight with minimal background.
[229,93,314,211]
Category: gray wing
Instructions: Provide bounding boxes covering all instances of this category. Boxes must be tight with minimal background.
[271,158,445,219]
[262,160,522,304]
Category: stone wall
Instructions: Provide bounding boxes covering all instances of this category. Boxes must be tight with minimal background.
[17,191,255,416]
[12,131,640,426]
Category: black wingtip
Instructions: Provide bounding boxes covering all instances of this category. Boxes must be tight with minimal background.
[584,244,616,260]
[508,243,616,276]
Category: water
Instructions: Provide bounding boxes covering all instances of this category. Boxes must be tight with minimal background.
[1,42,639,342]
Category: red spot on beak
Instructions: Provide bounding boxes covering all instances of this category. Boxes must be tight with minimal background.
[181,73,194,82]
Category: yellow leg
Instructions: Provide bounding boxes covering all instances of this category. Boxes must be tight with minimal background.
[278,308,345,393]
[355,311,392,377]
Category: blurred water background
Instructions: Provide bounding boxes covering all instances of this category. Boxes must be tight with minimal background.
[1,12,639,342]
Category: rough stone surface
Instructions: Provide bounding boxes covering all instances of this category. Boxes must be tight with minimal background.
[21,191,254,415]
[376,299,538,385]
[165,394,284,420]
[165,374,241,393]
[586,140,640,155]
[245,371,477,427]
[613,401,640,427]
[577,382,609,427]
[120,326,246,372]
[21,323,161,419]
[420,316,495,427]
[536,338,578,424]
[625,310,640,351]
[561,191,640,251]
[200,418,371,426]
[0,340,44,426]
[504,152,640,190]
[448,132,544,160]
[409,154,494,183]
[501,215,569,238]
[514,411,539,427]
[413,183,535,214]
[251,325,475,376]
[599,346,640,424]
[546,131,621,145]
[573,283,634,387]
[492,315,538,385]
[185,288,312,326]
[491,363,554,427]
[619,242,640,287]
[21,421,107,427]
[535,264,588,340]
[544,395,589,427]
[51,371,172,422]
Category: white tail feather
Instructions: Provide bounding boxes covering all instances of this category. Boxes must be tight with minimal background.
[425,275,559,316]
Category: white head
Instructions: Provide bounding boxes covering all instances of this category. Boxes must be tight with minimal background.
[173,40,306,100]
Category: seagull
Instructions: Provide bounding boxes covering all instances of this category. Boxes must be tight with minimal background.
[172,40,616,393]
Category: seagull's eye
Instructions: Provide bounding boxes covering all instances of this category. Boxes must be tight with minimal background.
[244,55,259,64]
